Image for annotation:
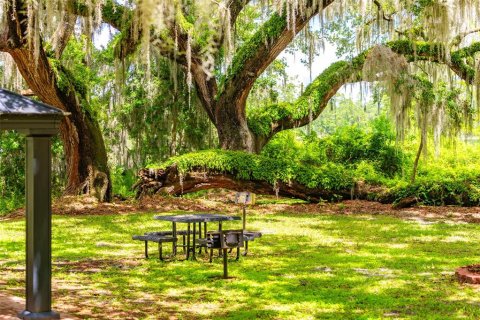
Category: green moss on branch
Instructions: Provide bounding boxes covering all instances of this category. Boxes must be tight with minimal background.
[451,42,480,82]
[223,12,287,86]
[386,40,444,59]
[387,39,480,83]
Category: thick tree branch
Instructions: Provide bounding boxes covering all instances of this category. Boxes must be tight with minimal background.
[135,165,356,202]
[388,40,480,83]
[247,56,365,140]
[228,0,251,27]
[217,0,335,118]
[67,0,141,60]
[133,150,362,202]
[51,13,77,59]
[191,60,217,121]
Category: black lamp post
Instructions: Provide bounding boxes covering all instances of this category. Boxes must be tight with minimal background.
[0,88,68,319]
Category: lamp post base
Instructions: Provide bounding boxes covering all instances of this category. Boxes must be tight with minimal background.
[18,310,60,319]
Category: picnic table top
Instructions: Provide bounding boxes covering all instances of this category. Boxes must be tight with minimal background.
[154,213,241,223]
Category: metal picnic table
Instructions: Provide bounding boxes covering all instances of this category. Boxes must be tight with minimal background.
[154,213,241,259]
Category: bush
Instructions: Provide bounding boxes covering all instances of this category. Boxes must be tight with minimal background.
[111,167,138,198]
[0,132,25,215]
[0,132,66,215]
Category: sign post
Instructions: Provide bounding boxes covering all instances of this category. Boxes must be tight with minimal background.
[235,192,255,230]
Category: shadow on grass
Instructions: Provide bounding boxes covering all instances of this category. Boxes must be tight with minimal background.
[2,212,480,319]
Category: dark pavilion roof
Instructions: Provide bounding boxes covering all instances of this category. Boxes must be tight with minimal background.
[0,88,63,116]
[0,88,67,132]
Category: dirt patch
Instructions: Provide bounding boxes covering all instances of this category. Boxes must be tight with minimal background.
[2,193,480,224]
[53,258,141,273]
[0,293,23,320]
[0,293,79,319]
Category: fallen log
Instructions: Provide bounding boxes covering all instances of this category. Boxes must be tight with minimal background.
[132,150,390,202]
[134,164,356,202]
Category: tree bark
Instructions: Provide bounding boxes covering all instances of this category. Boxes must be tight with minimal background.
[411,133,424,184]
[215,95,256,152]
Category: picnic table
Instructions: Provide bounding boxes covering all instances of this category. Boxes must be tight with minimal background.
[154,213,241,259]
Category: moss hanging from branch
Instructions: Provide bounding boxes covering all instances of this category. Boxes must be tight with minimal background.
[246,38,480,152]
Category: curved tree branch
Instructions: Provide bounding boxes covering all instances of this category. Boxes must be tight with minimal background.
[247,58,364,139]
[247,39,480,145]
[228,0,251,27]
[133,150,363,202]
[67,0,129,31]
[135,165,355,202]
[388,40,480,83]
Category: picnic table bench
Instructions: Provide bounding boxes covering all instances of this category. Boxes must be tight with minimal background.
[131,234,176,260]
[198,229,244,278]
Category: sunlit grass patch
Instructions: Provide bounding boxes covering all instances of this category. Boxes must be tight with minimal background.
[2,211,480,319]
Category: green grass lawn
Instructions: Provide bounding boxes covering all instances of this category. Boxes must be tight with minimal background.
[2,210,480,319]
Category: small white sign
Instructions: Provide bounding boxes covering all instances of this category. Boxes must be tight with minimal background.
[235,192,255,205]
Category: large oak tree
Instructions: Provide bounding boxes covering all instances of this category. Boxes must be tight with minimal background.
[72,0,480,154]
[0,0,111,201]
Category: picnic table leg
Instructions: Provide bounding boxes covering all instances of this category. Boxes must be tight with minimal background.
[218,222,223,257]
[192,222,197,260]
[183,234,186,253]
[198,222,202,254]
[145,241,149,259]
[172,222,177,256]
[186,223,191,260]
[202,222,207,254]
[243,241,249,256]
[223,248,228,279]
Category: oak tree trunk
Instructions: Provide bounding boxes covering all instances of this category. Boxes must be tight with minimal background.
[216,103,256,152]
[214,92,269,153]
[1,1,112,201]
